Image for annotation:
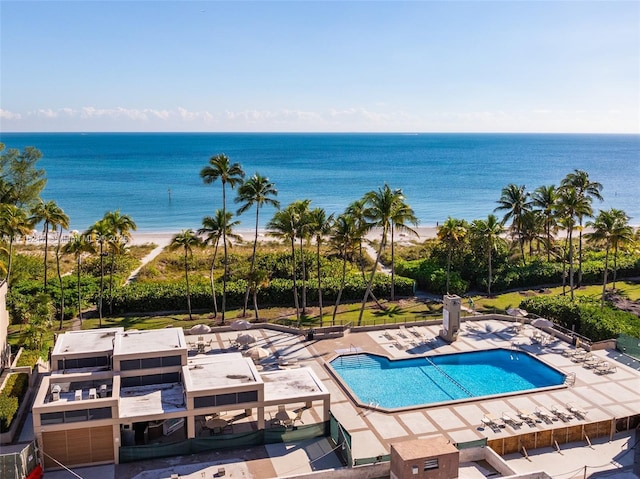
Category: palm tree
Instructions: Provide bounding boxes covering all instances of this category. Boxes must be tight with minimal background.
[345,198,381,308]
[103,210,137,241]
[63,232,95,325]
[561,170,603,287]
[308,207,334,322]
[0,204,33,285]
[291,200,311,314]
[519,210,546,256]
[470,214,504,295]
[532,185,558,261]
[609,209,634,289]
[198,211,241,318]
[587,209,617,307]
[246,268,268,320]
[556,187,591,300]
[107,236,129,315]
[358,184,403,325]
[437,217,467,295]
[29,200,69,291]
[495,184,531,265]
[85,218,112,325]
[200,154,245,324]
[267,206,300,324]
[235,173,279,317]
[330,213,358,325]
[388,191,418,300]
[169,229,202,320]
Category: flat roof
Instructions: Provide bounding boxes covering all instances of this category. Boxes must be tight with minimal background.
[52,328,123,357]
[113,327,186,357]
[119,382,186,418]
[183,353,261,393]
[261,367,330,404]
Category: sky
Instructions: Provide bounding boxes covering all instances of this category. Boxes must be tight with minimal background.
[1,0,639,133]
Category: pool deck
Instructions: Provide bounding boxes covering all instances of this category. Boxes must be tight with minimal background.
[306,318,640,463]
[36,318,640,478]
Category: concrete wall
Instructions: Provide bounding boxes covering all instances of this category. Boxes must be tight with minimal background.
[0,280,10,372]
[281,463,389,479]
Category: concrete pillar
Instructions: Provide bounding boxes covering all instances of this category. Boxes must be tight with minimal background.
[440,295,461,343]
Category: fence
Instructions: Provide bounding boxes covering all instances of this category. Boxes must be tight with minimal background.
[0,441,41,479]
[617,333,640,360]
[119,422,328,463]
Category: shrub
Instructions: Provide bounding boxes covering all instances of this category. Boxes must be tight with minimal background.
[520,295,640,342]
[0,372,29,431]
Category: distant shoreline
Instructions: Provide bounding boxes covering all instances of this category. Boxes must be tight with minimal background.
[129,226,440,246]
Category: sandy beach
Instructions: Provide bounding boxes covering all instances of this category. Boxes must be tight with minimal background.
[129,226,439,247]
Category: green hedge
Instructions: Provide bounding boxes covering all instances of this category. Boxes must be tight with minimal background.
[108,275,415,315]
[0,373,29,431]
[520,295,640,342]
[396,259,468,295]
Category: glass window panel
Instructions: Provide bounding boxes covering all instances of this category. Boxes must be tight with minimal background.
[216,393,237,406]
[162,355,182,367]
[41,412,64,425]
[237,391,258,403]
[88,407,112,420]
[65,409,88,423]
[141,357,162,369]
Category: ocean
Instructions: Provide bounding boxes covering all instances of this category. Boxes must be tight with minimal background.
[0,132,638,232]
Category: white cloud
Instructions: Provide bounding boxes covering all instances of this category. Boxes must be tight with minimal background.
[0,109,22,120]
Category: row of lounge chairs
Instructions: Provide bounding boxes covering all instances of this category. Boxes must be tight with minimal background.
[482,403,588,432]
[563,348,617,374]
[383,326,433,350]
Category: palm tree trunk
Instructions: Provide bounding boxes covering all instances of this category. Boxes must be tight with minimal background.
[357,241,382,308]
[316,239,323,322]
[291,236,300,325]
[184,247,192,320]
[221,183,228,325]
[358,235,386,326]
[56,230,65,330]
[7,237,14,285]
[243,207,260,317]
[546,219,551,262]
[99,242,104,326]
[568,228,575,301]
[108,253,115,315]
[252,288,259,320]
[487,247,493,296]
[299,237,307,314]
[577,224,584,287]
[43,222,50,291]
[77,255,83,324]
[446,249,452,295]
[601,243,610,308]
[391,225,395,301]
[613,243,619,289]
[332,255,348,326]
[209,242,219,317]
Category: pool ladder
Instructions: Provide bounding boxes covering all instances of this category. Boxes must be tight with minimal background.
[424,357,473,398]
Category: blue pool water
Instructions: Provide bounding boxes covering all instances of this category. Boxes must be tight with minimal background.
[329,349,566,409]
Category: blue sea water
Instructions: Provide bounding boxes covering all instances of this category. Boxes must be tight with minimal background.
[0,132,638,232]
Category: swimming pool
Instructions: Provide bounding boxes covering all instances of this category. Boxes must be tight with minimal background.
[329,349,566,409]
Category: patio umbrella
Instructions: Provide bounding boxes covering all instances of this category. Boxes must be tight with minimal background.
[245,346,270,361]
[230,319,252,331]
[532,318,553,328]
[506,308,528,317]
[189,324,211,335]
[236,333,256,346]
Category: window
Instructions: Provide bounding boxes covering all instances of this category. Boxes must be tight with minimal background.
[424,459,439,470]
[65,409,88,423]
[237,391,258,403]
[194,396,216,408]
[88,407,112,420]
[120,355,182,371]
[41,412,64,425]
[216,393,237,406]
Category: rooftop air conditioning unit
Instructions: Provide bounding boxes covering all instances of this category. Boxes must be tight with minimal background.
[98,384,108,398]
[51,384,61,401]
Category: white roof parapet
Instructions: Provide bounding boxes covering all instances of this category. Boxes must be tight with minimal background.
[113,327,187,357]
[52,328,124,357]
